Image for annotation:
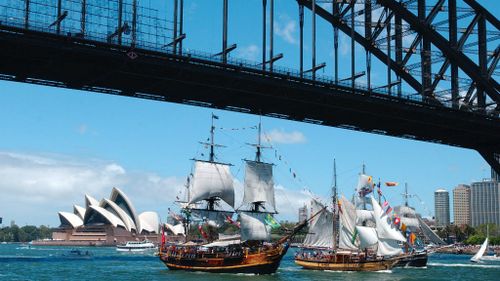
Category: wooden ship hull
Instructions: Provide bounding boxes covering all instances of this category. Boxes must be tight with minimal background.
[295,253,397,272]
[159,243,289,274]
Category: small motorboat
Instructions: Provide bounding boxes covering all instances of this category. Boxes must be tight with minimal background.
[116,240,156,252]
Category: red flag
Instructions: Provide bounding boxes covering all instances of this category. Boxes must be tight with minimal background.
[385,206,393,215]
[385,182,398,187]
[161,225,166,246]
[198,225,208,239]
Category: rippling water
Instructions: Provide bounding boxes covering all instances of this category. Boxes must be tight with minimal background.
[1,244,499,281]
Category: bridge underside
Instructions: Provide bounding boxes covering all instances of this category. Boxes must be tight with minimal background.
[0,26,499,173]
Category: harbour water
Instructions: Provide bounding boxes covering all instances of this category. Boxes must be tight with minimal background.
[1,244,498,281]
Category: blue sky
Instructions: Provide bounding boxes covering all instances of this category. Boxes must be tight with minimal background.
[0,0,497,227]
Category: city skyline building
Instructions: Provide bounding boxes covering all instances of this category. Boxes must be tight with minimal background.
[470,179,500,227]
[298,204,308,223]
[453,184,471,226]
[434,189,450,228]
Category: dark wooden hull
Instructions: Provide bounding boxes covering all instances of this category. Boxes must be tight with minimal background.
[394,252,428,267]
[295,256,397,272]
[159,243,289,274]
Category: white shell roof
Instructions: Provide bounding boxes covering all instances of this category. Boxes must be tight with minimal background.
[58,211,84,228]
[73,205,86,220]
[110,187,141,232]
[138,211,159,234]
[165,223,185,236]
[100,199,137,232]
[85,194,99,208]
[84,205,126,228]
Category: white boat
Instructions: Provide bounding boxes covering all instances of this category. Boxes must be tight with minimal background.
[116,240,156,252]
[470,237,488,263]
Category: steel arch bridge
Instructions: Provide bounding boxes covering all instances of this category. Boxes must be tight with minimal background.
[0,0,498,174]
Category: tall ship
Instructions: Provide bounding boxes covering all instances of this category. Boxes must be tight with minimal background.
[158,116,311,274]
[295,171,405,271]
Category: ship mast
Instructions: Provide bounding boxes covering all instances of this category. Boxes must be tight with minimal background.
[247,118,271,212]
[332,158,338,250]
[197,113,226,211]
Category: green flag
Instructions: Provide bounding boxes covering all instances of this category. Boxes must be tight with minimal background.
[351,227,359,244]
[264,214,281,229]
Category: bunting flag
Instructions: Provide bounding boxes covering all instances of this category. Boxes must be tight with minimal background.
[401,223,407,233]
[225,215,241,228]
[212,113,219,120]
[382,201,389,209]
[265,214,281,229]
[394,217,401,226]
[385,182,398,187]
[351,227,359,244]
[198,225,208,239]
[385,206,393,215]
[410,233,416,245]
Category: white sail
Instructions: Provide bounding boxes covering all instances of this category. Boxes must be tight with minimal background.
[400,217,420,228]
[188,161,235,208]
[242,161,275,211]
[339,196,359,250]
[356,174,374,194]
[303,199,333,248]
[239,212,271,241]
[471,237,488,262]
[356,226,378,250]
[377,238,403,257]
[371,196,406,242]
[190,209,233,227]
[356,210,375,225]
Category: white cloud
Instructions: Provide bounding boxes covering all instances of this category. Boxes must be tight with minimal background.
[235,44,259,61]
[274,15,297,45]
[263,129,307,144]
[0,151,185,226]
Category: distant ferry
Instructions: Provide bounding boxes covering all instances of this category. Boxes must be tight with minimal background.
[116,240,156,252]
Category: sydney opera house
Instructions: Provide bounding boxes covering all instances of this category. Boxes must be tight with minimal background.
[39,187,160,246]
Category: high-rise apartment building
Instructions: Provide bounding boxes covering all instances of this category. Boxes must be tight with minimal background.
[453,184,470,226]
[298,204,308,223]
[470,180,500,227]
[434,189,450,227]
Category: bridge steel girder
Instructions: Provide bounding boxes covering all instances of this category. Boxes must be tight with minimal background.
[297,0,423,96]
[378,0,500,106]
[0,24,499,175]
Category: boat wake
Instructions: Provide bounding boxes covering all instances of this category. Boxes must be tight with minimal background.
[374,269,393,273]
[428,262,500,269]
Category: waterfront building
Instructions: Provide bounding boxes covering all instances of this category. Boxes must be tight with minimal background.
[434,189,450,227]
[470,179,500,227]
[453,184,471,226]
[298,204,308,222]
[40,187,160,246]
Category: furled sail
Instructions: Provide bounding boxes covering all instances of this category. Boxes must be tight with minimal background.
[371,197,406,242]
[339,196,359,250]
[394,205,420,228]
[188,161,235,208]
[356,226,378,250]
[416,215,446,246]
[242,161,275,211]
[356,210,375,226]
[471,237,488,262]
[400,217,420,228]
[302,199,333,248]
[239,212,271,241]
[190,209,234,227]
